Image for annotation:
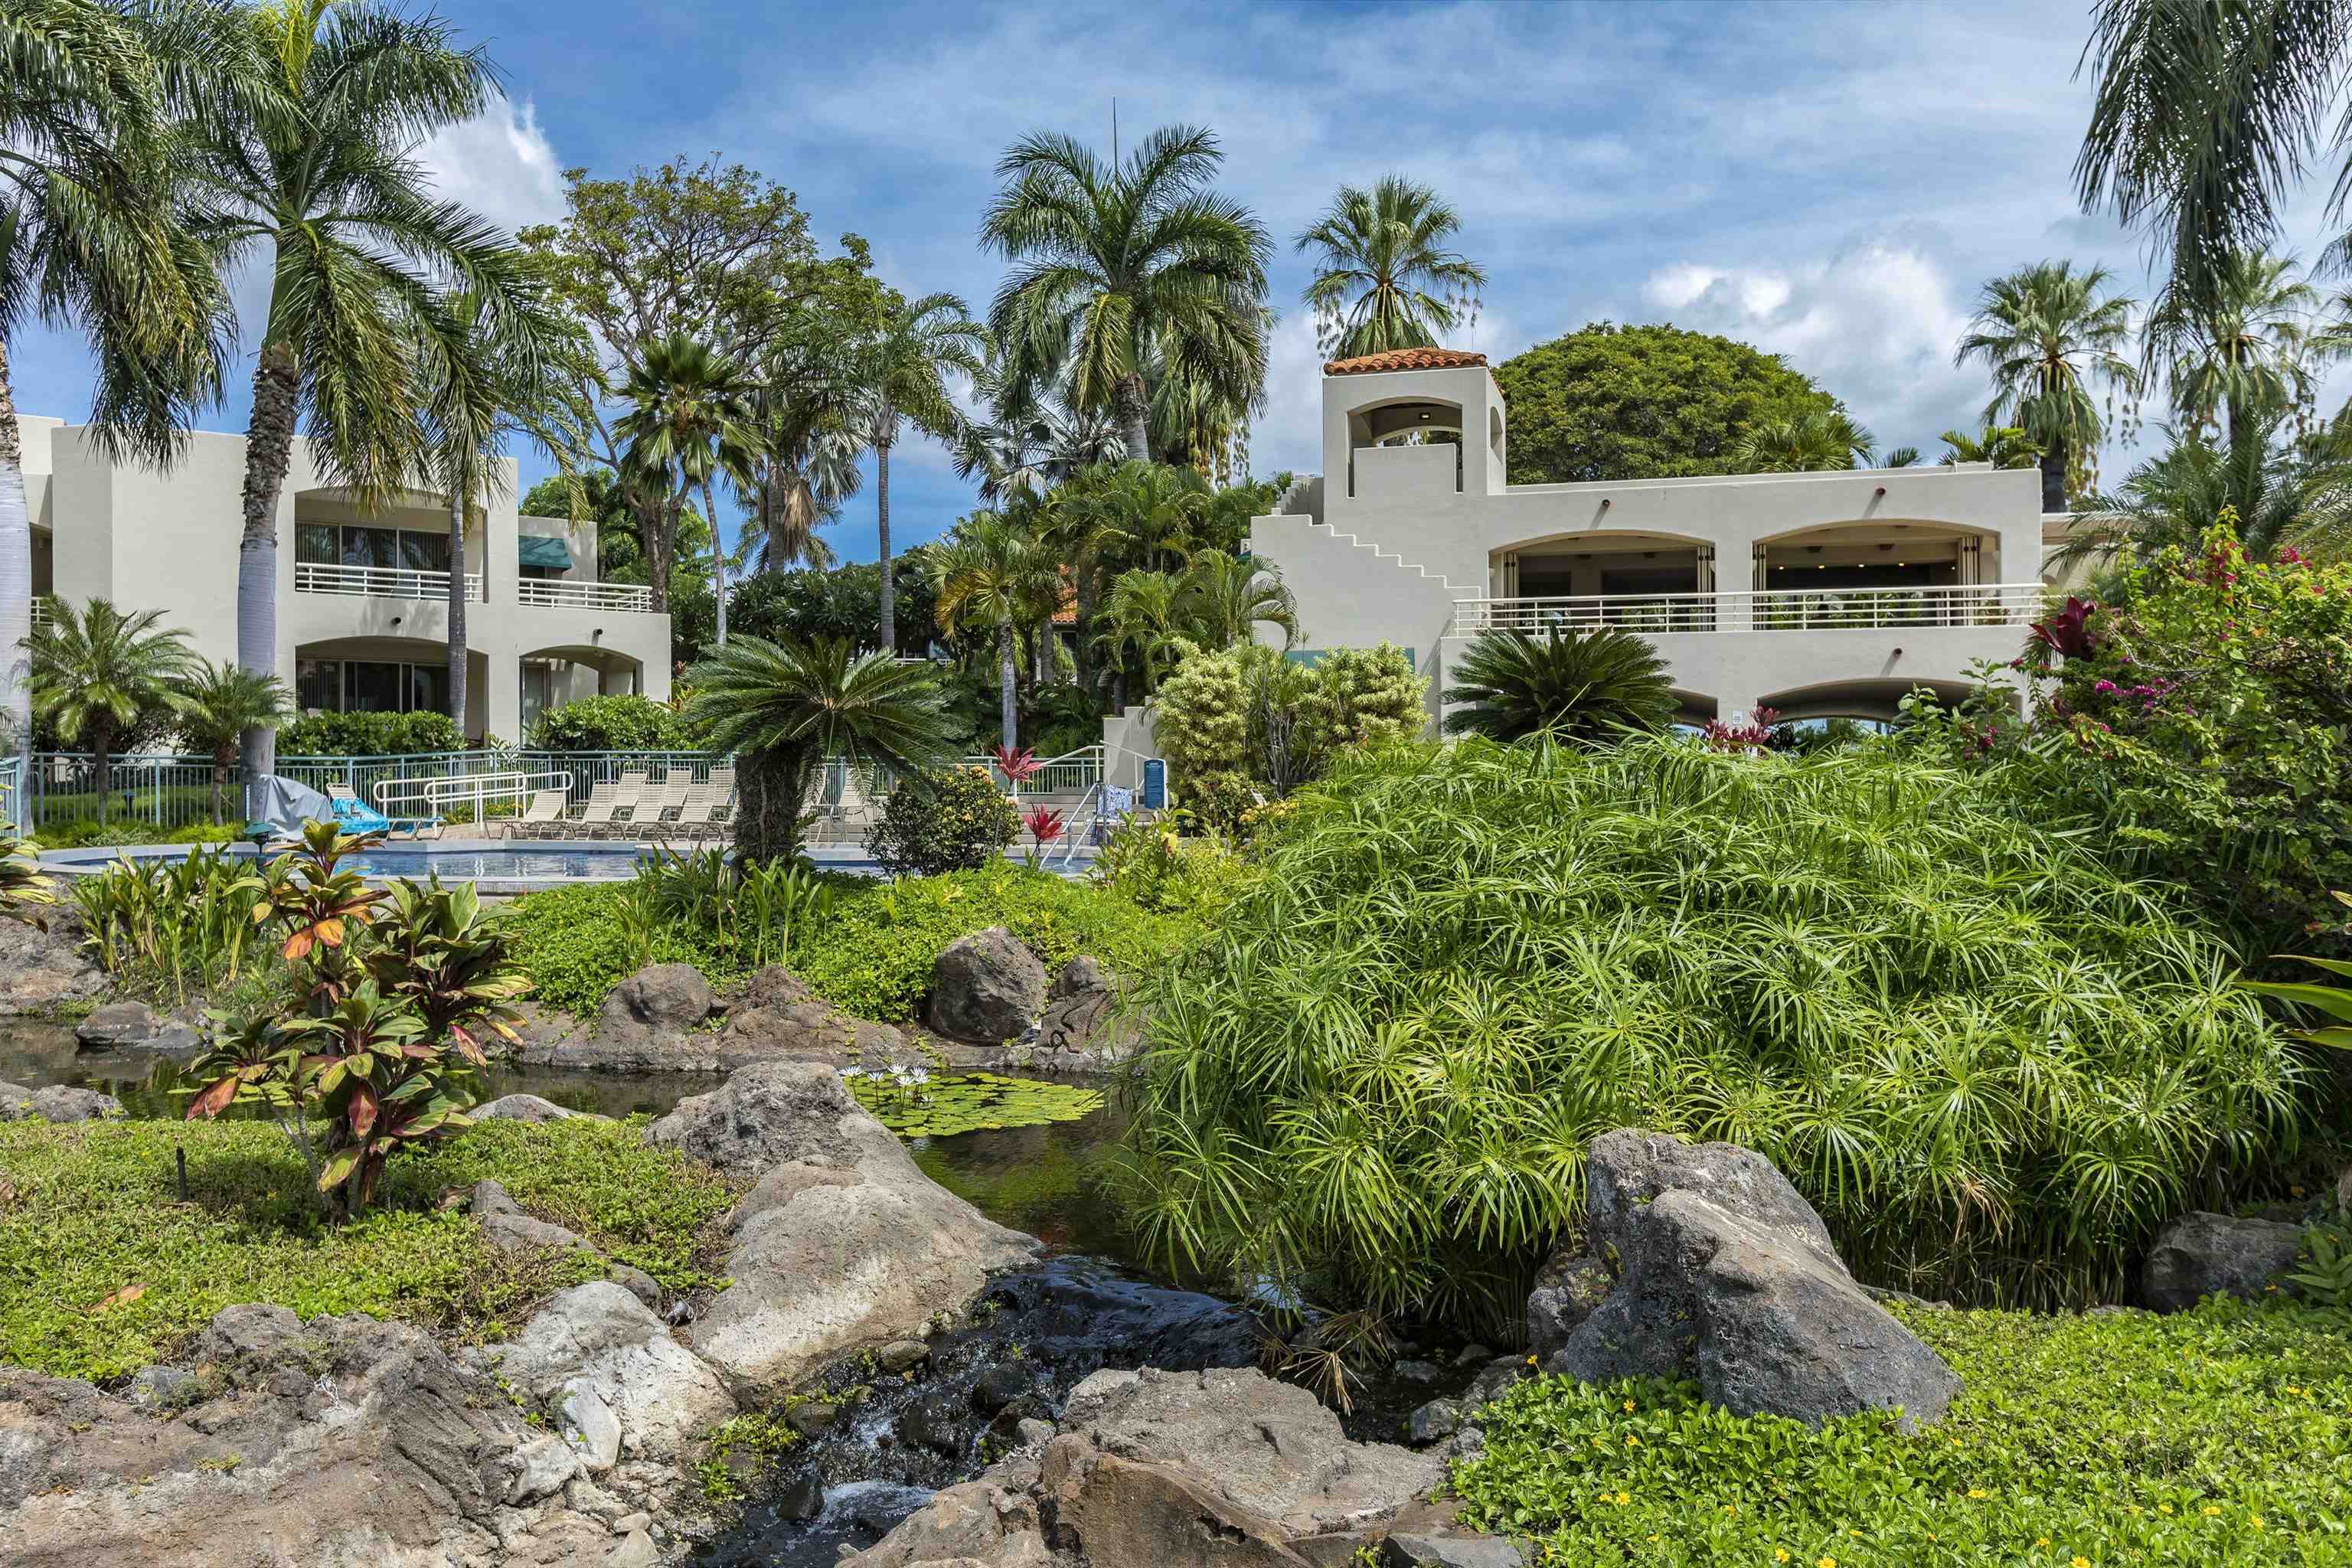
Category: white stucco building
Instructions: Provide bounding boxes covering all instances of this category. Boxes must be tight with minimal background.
[1245,348,2047,730]
[17,414,670,743]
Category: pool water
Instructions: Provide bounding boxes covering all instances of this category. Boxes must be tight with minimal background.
[344,846,651,880]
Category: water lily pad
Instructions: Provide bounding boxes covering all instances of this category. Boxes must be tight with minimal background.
[847,1071,1104,1138]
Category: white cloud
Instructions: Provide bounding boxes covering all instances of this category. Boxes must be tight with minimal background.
[416,94,566,234]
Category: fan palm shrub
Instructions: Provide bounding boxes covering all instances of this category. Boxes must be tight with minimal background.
[681,635,956,863]
[26,599,197,825]
[1441,626,1677,742]
[1726,408,1875,472]
[1117,737,2304,1334]
[177,658,292,824]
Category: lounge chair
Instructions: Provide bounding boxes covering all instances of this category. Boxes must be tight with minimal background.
[640,780,712,843]
[566,779,627,836]
[622,776,691,841]
[588,772,652,840]
[498,788,570,841]
[328,787,432,840]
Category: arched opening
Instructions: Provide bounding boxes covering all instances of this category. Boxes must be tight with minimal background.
[1754,676,1982,727]
[1490,530,1718,628]
[1346,395,1467,498]
[296,635,488,738]
[520,643,647,735]
[1751,520,1998,592]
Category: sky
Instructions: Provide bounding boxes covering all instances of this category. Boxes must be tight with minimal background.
[17,0,2352,567]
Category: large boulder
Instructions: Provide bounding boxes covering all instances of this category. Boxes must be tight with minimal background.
[492,1282,736,1469]
[1034,956,1143,1068]
[1547,1130,1961,1430]
[719,965,907,1064]
[645,1060,1035,1391]
[518,962,721,1071]
[73,1000,202,1055]
[0,1080,122,1123]
[472,1093,592,1123]
[0,905,105,1014]
[1523,1250,1612,1361]
[2141,1210,2306,1312]
[927,927,1047,1044]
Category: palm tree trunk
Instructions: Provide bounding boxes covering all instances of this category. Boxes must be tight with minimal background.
[735,743,811,863]
[1113,373,1151,466]
[0,338,33,822]
[997,619,1018,750]
[702,472,727,647]
[640,489,673,614]
[1073,560,1096,703]
[876,434,896,655]
[2039,433,2067,514]
[239,341,301,815]
[211,748,229,825]
[446,477,469,737]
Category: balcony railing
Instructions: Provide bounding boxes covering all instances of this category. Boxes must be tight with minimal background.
[1447,583,2048,637]
[515,577,656,612]
[294,561,484,602]
[29,596,54,629]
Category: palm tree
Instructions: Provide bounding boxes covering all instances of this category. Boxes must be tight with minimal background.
[1093,567,1190,697]
[851,292,987,655]
[742,321,866,576]
[2149,250,2321,446]
[0,0,237,805]
[955,355,1125,503]
[981,124,1271,465]
[1178,548,1298,651]
[1955,261,2141,512]
[614,334,757,639]
[192,0,537,795]
[1087,459,1210,573]
[177,658,292,823]
[26,599,196,825]
[1728,410,1876,472]
[2059,411,2352,574]
[681,635,955,864]
[933,510,1057,748]
[1295,175,1488,359]
[1938,425,2043,468]
[1440,626,1677,743]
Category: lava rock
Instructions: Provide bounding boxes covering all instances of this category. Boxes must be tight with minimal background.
[874,1340,932,1374]
[0,1080,122,1123]
[474,1093,588,1123]
[1383,1534,1529,1567]
[0,901,104,1012]
[1407,1398,1462,1445]
[74,999,201,1054]
[774,1464,825,1522]
[971,1361,1034,1415]
[2142,1210,2307,1312]
[783,1399,840,1438]
[898,1391,968,1456]
[926,927,1047,1044]
[1524,1250,1612,1359]
[1393,1359,1443,1384]
[1461,1355,1529,1409]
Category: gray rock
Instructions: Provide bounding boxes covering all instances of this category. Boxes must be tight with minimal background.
[522,962,726,1071]
[498,1282,737,1465]
[898,1391,965,1455]
[2142,1210,2307,1312]
[469,1178,524,1217]
[1014,1416,1057,1449]
[501,1433,579,1503]
[873,1340,931,1374]
[1548,1129,1961,1430]
[610,1511,651,1535]
[720,965,907,1067]
[1393,1359,1442,1384]
[971,1362,1032,1415]
[773,1465,825,1521]
[123,1364,200,1410]
[1524,1250,1612,1360]
[73,1000,201,1054]
[606,1526,658,1567]
[609,1263,662,1308]
[193,1302,303,1362]
[482,1209,591,1253]
[1383,1534,1527,1568]
[561,1378,623,1471]
[0,903,104,1013]
[474,1093,587,1123]
[0,1080,122,1123]
[645,1061,1035,1391]
[1452,1344,1491,1367]
[1050,956,1107,1001]
[783,1400,840,1439]
[926,926,1047,1044]
[1462,1355,1529,1410]
[841,1473,1050,1567]
[1406,1398,1461,1445]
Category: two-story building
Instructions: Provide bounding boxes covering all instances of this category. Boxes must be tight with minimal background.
[1245,348,2044,730]
[17,414,671,743]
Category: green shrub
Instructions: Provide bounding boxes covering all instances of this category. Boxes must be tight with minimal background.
[525,693,697,753]
[1093,815,1253,916]
[1119,737,2304,1331]
[0,1116,736,1380]
[1155,642,1429,825]
[866,766,1019,879]
[279,709,464,757]
[497,880,750,1015]
[1454,1298,2352,1566]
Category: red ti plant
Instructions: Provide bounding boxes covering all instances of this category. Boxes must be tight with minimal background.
[2028,597,2101,664]
[991,743,1043,790]
[1024,805,1067,861]
[1700,706,1780,753]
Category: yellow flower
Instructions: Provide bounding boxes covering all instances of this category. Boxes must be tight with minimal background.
[2250,1516,2265,1531]
[1818,1559,1838,1568]
[2036,1540,2050,1548]
[1615,1491,1631,1506]
[2203,1507,2223,1517]
[1967,1488,1990,1499]
[2073,1559,2091,1568]
[2157,1504,2173,1516]
[1776,1553,1790,1564]
[1625,1434,1641,1446]
[1623,1399,1637,1412]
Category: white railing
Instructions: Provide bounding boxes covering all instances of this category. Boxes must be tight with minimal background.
[294,561,485,602]
[965,743,1105,799]
[1448,583,2048,636]
[29,596,54,629]
[373,769,577,825]
[515,577,656,612]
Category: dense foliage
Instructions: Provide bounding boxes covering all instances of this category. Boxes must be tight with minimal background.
[1455,1298,2351,1566]
[524,694,698,753]
[1120,739,2303,1332]
[1153,641,1425,823]
[1440,626,1678,742]
[1491,322,1841,485]
[0,1116,736,1381]
[279,710,465,757]
[723,554,942,657]
[867,765,1021,878]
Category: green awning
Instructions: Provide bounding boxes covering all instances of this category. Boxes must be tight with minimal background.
[518,534,573,570]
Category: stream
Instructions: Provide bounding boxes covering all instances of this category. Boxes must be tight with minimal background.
[3,1020,1453,1564]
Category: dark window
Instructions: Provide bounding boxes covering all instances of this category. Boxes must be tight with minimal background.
[407,663,449,716]
[400,530,449,574]
[296,658,341,711]
[347,661,403,713]
[296,524,338,565]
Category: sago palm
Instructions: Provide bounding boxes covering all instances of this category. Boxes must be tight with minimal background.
[1728,409,1875,473]
[0,0,239,792]
[1441,626,1678,743]
[615,333,757,636]
[26,598,196,824]
[1295,174,1488,359]
[192,0,537,791]
[177,658,292,823]
[982,123,1271,465]
[1179,548,1298,652]
[933,509,1058,748]
[1939,424,2043,468]
[1955,260,2141,511]
[681,635,955,863]
[851,291,986,655]
[2150,249,2321,446]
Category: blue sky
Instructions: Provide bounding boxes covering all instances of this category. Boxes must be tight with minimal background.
[17,0,2352,564]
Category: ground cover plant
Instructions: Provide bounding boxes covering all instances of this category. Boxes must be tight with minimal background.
[1453,1298,2352,1566]
[0,1115,737,1382]
[1119,737,2306,1331]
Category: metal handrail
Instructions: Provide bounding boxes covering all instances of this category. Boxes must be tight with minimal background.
[1447,583,2047,636]
[371,769,577,824]
[514,577,656,612]
[293,561,485,602]
[963,743,1105,798]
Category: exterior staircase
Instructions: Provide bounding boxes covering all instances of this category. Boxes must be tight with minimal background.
[1301,519,1476,599]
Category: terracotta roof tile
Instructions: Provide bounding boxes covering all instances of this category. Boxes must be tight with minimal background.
[1322,347,1489,376]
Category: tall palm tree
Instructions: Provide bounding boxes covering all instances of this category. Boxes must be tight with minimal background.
[2060,411,2352,573]
[1938,425,2043,468]
[743,322,865,576]
[0,0,237,805]
[1093,567,1190,698]
[681,635,954,864]
[1728,410,1876,472]
[1178,548,1298,651]
[933,509,1057,748]
[2149,249,2321,446]
[852,291,986,655]
[1294,175,1488,359]
[1955,260,2142,513]
[614,333,756,641]
[981,123,1271,466]
[955,354,1125,503]
[26,598,196,825]
[192,0,536,795]
[1440,626,1677,744]
[177,658,291,823]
